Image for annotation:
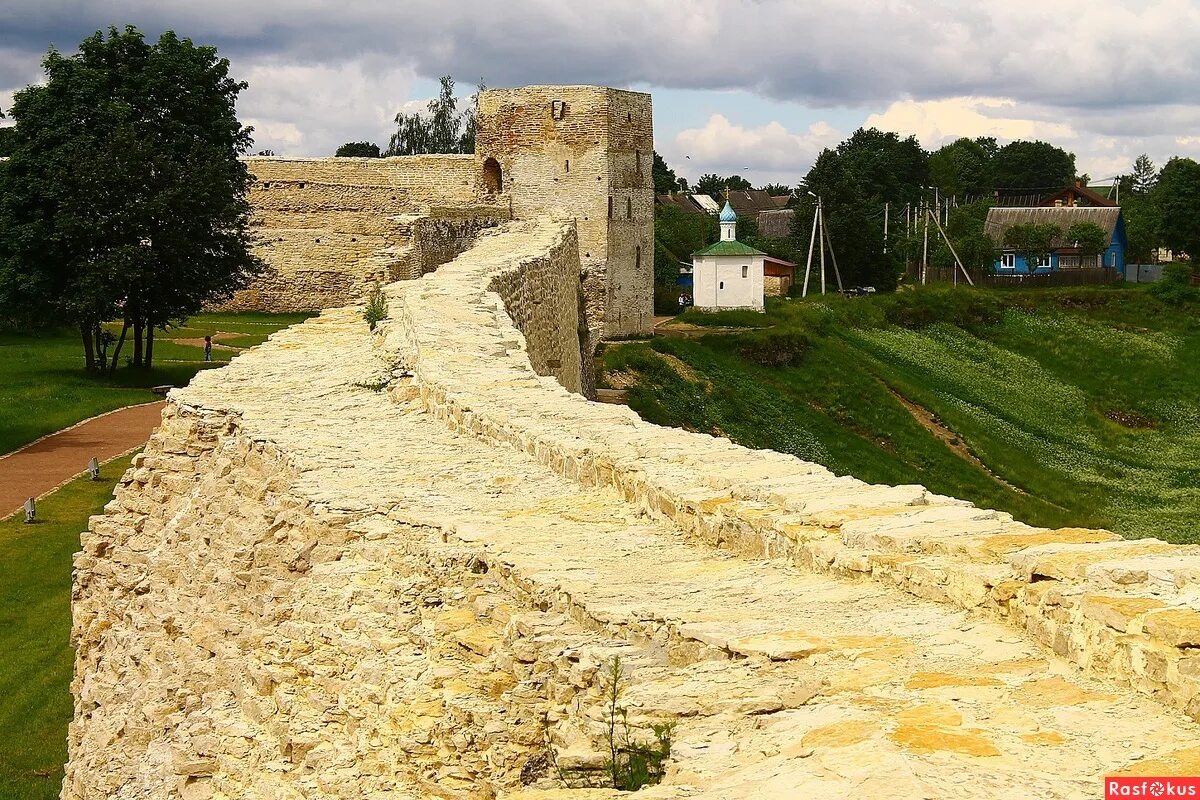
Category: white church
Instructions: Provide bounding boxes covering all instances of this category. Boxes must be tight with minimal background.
[690,201,767,312]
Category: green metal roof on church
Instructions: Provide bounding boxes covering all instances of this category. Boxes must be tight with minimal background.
[693,240,766,257]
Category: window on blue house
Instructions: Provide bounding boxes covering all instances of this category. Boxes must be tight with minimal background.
[1032,253,1052,269]
[1000,252,1016,269]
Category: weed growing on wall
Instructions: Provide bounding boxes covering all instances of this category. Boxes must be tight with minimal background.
[601,657,674,791]
[363,283,389,330]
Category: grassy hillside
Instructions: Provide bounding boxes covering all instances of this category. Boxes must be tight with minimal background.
[600,287,1199,542]
[0,312,309,455]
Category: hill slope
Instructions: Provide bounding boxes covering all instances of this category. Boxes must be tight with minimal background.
[600,288,1200,542]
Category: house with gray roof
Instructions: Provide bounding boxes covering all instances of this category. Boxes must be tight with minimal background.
[983,206,1126,274]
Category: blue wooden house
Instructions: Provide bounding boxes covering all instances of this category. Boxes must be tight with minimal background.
[984,206,1126,274]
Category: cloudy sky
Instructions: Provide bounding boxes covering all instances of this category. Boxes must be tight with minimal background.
[3,1,1200,187]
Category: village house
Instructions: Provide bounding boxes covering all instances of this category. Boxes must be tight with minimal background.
[984,206,1127,274]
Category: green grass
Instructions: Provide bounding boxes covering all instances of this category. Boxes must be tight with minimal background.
[0,453,136,800]
[603,286,1200,542]
[0,312,307,455]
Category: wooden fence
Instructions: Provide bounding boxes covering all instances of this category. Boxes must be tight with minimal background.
[909,266,1122,288]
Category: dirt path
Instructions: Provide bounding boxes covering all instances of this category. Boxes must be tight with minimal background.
[0,401,165,519]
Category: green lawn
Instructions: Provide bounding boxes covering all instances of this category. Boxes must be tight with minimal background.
[603,286,1200,542]
[0,312,309,455]
[0,453,135,800]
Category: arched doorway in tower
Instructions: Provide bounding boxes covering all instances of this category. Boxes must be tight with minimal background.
[482,157,503,194]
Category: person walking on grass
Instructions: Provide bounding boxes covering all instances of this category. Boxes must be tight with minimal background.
[203,335,213,362]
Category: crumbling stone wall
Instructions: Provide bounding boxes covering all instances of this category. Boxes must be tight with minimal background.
[230,85,655,342]
[219,155,479,311]
[67,215,1200,799]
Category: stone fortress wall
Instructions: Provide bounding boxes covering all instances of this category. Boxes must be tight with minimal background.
[66,210,1200,799]
[227,86,655,345]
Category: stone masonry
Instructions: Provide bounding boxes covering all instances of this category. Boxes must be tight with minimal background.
[66,216,1200,799]
[228,85,654,344]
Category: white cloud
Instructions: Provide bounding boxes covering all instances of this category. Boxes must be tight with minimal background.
[236,59,418,156]
[669,114,841,186]
[865,97,1075,149]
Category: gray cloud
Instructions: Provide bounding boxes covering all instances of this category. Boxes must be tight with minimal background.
[2,1,1199,165]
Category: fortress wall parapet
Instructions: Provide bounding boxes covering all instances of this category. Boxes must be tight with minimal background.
[382,218,1200,723]
[66,215,1200,798]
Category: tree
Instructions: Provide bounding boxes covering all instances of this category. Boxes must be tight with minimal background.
[336,141,381,157]
[1155,157,1200,259]
[0,26,262,371]
[928,198,996,272]
[799,148,896,289]
[992,140,1076,190]
[1122,192,1161,263]
[385,75,481,156]
[829,128,928,205]
[797,128,929,290]
[651,151,679,195]
[760,183,792,197]
[694,174,724,196]
[1066,222,1109,266]
[694,173,751,196]
[1131,154,1158,194]
[929,137,994,198]
[0,125,13,157]
[1002,223,1062,271]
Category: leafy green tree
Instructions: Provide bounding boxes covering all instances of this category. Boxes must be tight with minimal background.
[799,149,896,289]
[992,140,1076,190]
[928,198,996,271]
[652,151,679,195]
[929,137,994,198]
[829,128,928,205]
[694,174,722,195]
[1131,154,1158,194]
[0,125,13,157]
[1002,222,1062,271]
[760,183,791,197]
[798,128,928,290]
[1066,222,1110,266]
[1155,157,1200,259]
[0,26,261,371]
[336,141,381,157]
[385,75,481,156]
[1122,193,1161,263]
[694,173,751,196]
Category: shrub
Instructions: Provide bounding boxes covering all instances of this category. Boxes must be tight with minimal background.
[881,287,1003,330]
[735,330,810,367]
[1150,263,1200,306]
[363,283,388,330]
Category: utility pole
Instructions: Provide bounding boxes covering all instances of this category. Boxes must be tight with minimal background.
[930,206,974,286]
[883,201,889,254]
[819,196,827,295]
[802,195,820,298]
[820,207,845,292]
[921,199,930,285]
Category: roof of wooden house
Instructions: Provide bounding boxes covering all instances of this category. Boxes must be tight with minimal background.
[984,206,1123,248]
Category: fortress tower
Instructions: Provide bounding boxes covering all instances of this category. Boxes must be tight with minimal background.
[475,86,654,341]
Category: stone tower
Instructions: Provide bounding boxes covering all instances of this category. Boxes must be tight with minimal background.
[475,86,654,343]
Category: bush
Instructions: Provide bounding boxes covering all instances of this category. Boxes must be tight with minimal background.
[881,287,1003,330]
[654,285,686,316]
[735,330,810,367]
[1150,262,1200,305]
[363,283,388,330]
